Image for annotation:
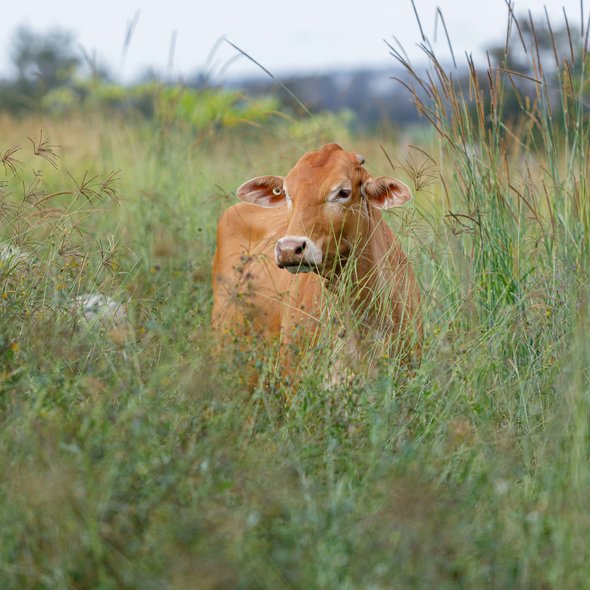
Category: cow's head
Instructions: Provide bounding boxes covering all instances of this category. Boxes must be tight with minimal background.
[236,144,412,275]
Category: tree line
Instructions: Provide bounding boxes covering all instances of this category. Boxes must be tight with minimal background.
[0,18,587,131]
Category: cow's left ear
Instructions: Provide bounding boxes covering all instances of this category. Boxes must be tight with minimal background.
[236,175,285,208]
[362,176,412,210]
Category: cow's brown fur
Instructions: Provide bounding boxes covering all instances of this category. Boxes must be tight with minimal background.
[212,144,422,377]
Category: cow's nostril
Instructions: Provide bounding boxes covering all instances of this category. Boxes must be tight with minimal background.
[294,242,306,256]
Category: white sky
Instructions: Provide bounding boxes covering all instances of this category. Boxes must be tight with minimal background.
[1,0,587,82]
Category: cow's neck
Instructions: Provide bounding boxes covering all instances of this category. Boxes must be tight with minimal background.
[326,205,395,320]
[322,203,418,361]
[355,207,393,308]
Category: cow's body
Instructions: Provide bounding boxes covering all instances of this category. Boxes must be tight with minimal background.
[212,144,421,376]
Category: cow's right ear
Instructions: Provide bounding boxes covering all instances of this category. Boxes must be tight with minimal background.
[236,175,286,208]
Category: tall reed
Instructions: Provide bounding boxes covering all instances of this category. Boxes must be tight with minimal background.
[389,3,589,327]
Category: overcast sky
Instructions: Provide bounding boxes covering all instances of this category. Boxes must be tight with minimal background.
[1,0,587,82]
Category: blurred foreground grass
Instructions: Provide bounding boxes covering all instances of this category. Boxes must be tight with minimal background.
[0,47,589,589]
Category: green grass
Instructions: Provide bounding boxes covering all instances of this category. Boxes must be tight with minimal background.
[1,12,590,587]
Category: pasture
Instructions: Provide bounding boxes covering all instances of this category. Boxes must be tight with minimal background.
[1,30,589,589]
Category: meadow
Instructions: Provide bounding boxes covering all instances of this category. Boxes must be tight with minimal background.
[1,14,590,589]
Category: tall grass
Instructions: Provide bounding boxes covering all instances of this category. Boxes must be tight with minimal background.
[391,4,589,318]
[1,6,590,589]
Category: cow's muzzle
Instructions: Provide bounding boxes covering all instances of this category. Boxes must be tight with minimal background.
[275,236,322,273]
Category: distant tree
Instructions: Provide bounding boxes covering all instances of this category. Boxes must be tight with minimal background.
[484,13,588,124]
[0,26,81,112]
[11,26,80,89]
[488,13,582,74]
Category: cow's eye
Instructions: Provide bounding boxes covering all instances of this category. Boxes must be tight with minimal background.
[328,187,352,203]
[272,187,282,196]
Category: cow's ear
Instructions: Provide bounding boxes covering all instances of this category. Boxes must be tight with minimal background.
[236,175,285,208]
[363,176,412,210]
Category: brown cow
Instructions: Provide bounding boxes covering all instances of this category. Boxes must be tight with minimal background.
[212,144,421,380]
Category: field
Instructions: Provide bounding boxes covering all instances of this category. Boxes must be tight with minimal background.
[1,26,590,589]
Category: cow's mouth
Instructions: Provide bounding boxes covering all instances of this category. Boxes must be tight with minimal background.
[278,263,317,274]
